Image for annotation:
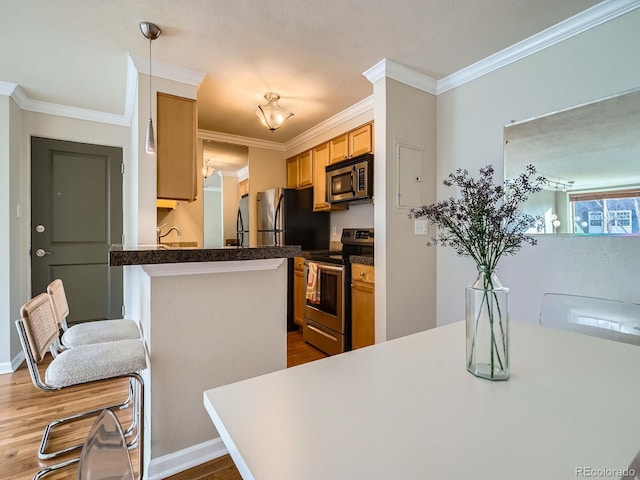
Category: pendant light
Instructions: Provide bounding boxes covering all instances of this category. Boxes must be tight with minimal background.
[140,22,161,154]
[256,92,293,132]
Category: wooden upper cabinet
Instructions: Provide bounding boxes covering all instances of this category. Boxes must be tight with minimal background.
[286,157,299,188]
[313,142,346,212]
[298,150,313,187]
[329,134,349,164]
[286,149,313,189]
[329,122,373,164]
[238,179,249,197]
[313,142,330,210]
[350,123,373,158]
[157,92,197,201]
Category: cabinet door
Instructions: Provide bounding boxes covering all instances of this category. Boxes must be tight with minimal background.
[157,93,197,201]
[329,134,348,164]
[238,179,249,197]
[286,157,299,188]
[298,150,313,187]
[313,143,330,211]
[352,281,374,349]
[351,264,375,349]
[349,123,373,157]
[293,262,306,327]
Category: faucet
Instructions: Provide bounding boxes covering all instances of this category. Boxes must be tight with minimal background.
[157,223,182,244]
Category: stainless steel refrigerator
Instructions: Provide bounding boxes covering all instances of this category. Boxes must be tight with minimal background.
[256,188,329,249]
[236,194,249,247]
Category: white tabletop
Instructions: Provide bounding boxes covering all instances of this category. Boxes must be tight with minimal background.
[203,321,640,480]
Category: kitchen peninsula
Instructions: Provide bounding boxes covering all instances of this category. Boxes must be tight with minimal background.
[109,244,300,477]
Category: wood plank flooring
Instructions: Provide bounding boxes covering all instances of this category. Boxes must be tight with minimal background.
[1,330,326,480]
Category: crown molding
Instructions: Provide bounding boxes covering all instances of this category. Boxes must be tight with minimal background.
[129,54,205,87]
[284,95,375,152]
[1,77,131,126]
[198,129,287,151]
[363,59,437,95]
[0,81,19,97]
[437,0,640,94]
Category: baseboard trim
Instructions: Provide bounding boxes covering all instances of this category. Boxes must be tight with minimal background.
[0,351,25,375]
[147,437,228,480]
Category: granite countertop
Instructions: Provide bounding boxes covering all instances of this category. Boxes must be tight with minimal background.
[299,250,374,266]
[109,244,302,266]
[350,255,374,266]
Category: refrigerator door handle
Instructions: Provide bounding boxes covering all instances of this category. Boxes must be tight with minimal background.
[273,193,284,246]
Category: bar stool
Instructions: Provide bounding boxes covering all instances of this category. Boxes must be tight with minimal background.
[16,293,146,480]
[47,279,141,348]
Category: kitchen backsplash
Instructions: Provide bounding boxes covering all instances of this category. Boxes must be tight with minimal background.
[330,202,374,247]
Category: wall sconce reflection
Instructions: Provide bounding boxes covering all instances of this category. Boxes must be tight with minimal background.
[202,159,215,178]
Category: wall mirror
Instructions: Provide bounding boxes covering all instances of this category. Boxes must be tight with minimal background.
[504,88,640,235]
[202,140,249,248]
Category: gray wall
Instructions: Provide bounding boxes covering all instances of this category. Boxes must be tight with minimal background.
[374,78,437,341]
[0,95,25,371]
[436,8,640,326]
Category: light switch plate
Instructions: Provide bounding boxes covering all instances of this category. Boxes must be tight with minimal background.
[414,219,429,236]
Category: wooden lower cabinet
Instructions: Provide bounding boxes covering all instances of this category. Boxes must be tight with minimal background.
[293,257,306,327]
[351,263,375,349]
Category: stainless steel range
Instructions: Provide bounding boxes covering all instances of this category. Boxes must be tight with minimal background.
[303,228,374,355]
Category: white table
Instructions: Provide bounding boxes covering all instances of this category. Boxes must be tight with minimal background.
[203,321,640,480]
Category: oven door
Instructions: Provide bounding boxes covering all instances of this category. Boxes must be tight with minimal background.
[303,261,344,334]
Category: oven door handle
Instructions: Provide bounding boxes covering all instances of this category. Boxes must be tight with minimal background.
[305,262,344,274]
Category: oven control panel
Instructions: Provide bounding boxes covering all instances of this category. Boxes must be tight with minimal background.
[341,228,374,245]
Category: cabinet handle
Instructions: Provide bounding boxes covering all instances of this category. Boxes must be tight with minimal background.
[359,271,365,277]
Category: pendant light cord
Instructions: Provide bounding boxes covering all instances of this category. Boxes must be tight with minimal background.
[148,36,152,120]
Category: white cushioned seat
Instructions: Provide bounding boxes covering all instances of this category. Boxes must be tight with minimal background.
[47,279,142,349]
[46,339,147,388]
[61,319,141,348]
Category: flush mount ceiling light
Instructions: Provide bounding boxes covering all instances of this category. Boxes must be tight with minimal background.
[140,21,161,155]
[256,92,294,132]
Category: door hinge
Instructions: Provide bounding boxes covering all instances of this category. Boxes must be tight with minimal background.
[121,305,126,317]
[121,163,125,175]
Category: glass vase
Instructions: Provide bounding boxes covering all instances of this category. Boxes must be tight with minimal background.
[465,266,510,381]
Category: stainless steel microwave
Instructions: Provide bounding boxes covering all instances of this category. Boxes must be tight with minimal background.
[326,153,373,204]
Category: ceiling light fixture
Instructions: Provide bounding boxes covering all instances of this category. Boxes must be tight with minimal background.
[542,177,575,192]
[256,92,293,132]
[140,22,161,155]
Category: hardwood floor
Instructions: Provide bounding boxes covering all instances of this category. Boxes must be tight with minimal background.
[1,329,326,480]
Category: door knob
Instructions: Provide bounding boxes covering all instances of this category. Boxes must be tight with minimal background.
[35,249,52,257]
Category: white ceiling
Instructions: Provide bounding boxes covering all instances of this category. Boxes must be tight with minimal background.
[1,0,605,143]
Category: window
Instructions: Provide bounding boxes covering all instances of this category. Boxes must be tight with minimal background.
[570,189,640,235]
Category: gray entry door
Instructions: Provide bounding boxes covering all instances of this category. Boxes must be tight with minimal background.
[31,137,124,324]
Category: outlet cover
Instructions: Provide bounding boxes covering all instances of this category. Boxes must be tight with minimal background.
[414,219,429,236]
